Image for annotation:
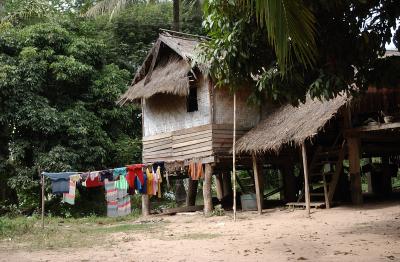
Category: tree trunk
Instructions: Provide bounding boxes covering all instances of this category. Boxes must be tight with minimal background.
[203,164,213,215]
[173,0,180,31]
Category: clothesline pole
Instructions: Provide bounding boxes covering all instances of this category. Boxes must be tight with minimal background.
[40,167,45,229]
[233,92,237,221]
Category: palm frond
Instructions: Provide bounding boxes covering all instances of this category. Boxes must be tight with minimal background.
[85,0,134,19]
[240,0,317,73]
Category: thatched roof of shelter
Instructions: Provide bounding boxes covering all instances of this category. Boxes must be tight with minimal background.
[118,31,202,105]
[235,95,349,154]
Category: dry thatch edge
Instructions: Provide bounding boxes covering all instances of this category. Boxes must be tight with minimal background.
[119,57,191,102]
[235,95,350,155]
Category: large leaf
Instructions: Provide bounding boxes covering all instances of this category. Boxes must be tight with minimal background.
[240,0,317,73]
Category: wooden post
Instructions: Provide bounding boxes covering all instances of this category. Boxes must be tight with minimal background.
[141,195,150,216]
[215,174,224,200]
[348,137,363,205]
[203,164,213,215]
[232,93,237,221]
[322,174,330,209]
[252,154,263,214]
[186,179,198,206]
[40,168,45,229]
[301,141,311,216]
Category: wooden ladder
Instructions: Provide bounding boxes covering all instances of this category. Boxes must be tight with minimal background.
[301,140,346,208]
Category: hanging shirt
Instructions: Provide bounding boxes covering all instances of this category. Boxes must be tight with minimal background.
[84,171,104,188]
[126,164,145,189]
[43,172,76,194]
[99,170,113,182]
[146,168,154,196]
[113,167,127,180]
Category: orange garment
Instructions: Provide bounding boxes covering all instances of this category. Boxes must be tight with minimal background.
[195,161,203,180]
[188,161,203,180]
[146,168,154,196]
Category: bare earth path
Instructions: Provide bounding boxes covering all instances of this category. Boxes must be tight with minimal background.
[1,201,399,262]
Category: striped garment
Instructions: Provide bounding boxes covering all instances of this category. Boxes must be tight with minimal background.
[105,178,131,217]
[62,179,76,205]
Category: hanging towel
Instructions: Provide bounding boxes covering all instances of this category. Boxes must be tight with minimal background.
[104,179,118,217]
[113,167,127,180]
[146,168,154,196]
[152,166,158,196]
[62,179,76,205]
[196,161,204,180]
[43,172,76,194]
[115,175,129,199]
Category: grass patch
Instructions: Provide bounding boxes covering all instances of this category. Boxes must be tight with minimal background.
[0,211,164,250]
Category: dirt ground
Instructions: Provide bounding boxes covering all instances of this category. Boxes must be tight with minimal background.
[1,201,400,262]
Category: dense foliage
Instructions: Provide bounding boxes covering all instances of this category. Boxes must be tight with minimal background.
[199,0,400,104]
[0,1,188,215]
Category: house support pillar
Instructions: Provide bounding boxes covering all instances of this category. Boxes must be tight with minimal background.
[252,154,263,214]
[301,141,311,216]
[222,173,233,198]
[348,137,363,205]
[203,164,213,215]
[186,179,198,206]
[141,195,150,216]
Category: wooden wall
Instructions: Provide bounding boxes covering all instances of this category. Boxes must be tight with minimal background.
[143,124,250,163]
[142,74,211,137]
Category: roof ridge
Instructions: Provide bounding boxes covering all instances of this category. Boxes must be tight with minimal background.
[159,28,210,41]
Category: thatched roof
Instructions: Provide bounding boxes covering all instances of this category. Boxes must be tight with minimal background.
[118,32,202,105]
[235,95,349,154]
[119,58,191,100]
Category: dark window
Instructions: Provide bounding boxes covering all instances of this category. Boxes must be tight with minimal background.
[187,86,198,112]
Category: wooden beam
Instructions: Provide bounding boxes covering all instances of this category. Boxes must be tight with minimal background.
[345,122,400,137]
[252,154,263,214]
[301,141,311,216]
[142,195,150,216]
[348,137,363,205]
[203,163,213,215]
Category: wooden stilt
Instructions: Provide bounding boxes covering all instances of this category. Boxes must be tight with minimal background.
[301,141,311,216]
[142,195,150,216]
[348,137,363,205]
[203,164,213,215]
[232,93,237,221]
[186,179,198,206]
[322,174,330,209]
[215,174,224,200]
[252,154,263,214]
[40,167,45,229]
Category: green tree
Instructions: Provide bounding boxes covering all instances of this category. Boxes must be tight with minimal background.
[199,0,400,104]
[0,18,141,214]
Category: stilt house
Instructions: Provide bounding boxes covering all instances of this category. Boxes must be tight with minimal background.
[118,31,263,213]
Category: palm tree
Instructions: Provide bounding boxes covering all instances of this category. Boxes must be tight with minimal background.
[239,0,317,73]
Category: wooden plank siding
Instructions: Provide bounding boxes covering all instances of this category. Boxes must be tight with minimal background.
[142,124,249,163]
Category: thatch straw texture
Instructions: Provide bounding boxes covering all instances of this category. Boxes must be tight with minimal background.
[119,58,191,102]
[235,95,349,154]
